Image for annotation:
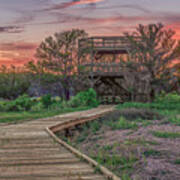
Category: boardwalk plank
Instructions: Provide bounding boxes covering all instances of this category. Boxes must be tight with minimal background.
[0,106,115,180]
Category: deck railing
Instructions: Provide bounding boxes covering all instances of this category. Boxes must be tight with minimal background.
[82,63,124,75]
[79,36,131,52]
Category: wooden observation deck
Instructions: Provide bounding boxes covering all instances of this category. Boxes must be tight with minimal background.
[78,36,133,103]
[78,36,131,55]
[78,36,131,75]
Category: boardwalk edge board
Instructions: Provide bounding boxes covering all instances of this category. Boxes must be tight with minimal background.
[46,110,120,180]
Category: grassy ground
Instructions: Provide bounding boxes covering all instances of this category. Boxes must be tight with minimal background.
[0,107,90,124]
[0,88,98,124]
[57,104,180,180]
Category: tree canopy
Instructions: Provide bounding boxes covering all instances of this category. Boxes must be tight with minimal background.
[121,23,180,101]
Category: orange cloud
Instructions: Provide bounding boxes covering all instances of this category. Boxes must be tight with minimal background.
[0,42,37,66]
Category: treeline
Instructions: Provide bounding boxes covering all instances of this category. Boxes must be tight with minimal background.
[0,66,82,100]
[0,24,180,101]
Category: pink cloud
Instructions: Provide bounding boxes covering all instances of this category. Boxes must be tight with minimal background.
[0,42,37,66]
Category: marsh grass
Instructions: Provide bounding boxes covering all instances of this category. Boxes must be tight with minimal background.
[116,95,180,126]
[108,116,138,130]
[124,138,160,146]
[143,149,162,157]
[152,131,180,139]
[57,94,180,180]
[93,147,138,177]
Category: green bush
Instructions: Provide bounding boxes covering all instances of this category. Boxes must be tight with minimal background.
[30,102,44,112]
[41,94,53,108]
[68,88,99,108]
[0,101,6,112]
[0,89,98,112]
[117,92,180,111]
[155,92,180,104]
[4,94,34,111]
[0,94,34,112]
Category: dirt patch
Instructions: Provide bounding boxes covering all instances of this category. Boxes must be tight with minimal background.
[57,109,180,180]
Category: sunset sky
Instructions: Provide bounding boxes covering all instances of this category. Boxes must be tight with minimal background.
[0,0,180,66]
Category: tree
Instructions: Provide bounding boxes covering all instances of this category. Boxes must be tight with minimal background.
[0,65,30,99]
[122,23,180,101]
[29,29,88,100]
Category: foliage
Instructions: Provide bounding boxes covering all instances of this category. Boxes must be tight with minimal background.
[67,88,99,108]
[0,106,90,123]
[1,94,34,112]
[40,94,53,108]
[168,117,180,126]
[0,88,98,115]
[30,102,44,112]
[121,23,180,101]
[0,101,6,112]
[117,92,180,111]
[155,92,180,104]
[35,29,87,74]
[27,29,88,100]
[117,93,180,126]
[0,65,30,99]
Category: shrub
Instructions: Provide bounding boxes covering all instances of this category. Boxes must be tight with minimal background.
[68,88,99,108]
[52,96,62,103]
[30,102,44,112]
[3,94,34,111]
[154,92,180,110]
[85,88,99,107]
[117,92,180,111]
[155,92,180,104]
[41,94,53,108]
[0,101,6,112]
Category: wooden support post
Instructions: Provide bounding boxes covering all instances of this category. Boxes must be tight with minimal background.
[77,40,81,75]
[90,43,95,88]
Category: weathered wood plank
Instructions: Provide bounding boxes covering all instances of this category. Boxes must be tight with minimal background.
[0,106,116,180]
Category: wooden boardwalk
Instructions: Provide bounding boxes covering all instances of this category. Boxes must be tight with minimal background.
[0,106,114,180]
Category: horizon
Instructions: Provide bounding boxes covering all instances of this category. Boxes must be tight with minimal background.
[0,0,180,66]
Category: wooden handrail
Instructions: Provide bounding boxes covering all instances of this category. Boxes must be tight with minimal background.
[78,36,133,52]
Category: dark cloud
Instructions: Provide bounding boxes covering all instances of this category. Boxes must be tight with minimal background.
[93,4,151,14]
[43,0,105,11]
[13,12,35,24]
[161,12,180,24]
[0,26,24,33]
[49,12,155,25]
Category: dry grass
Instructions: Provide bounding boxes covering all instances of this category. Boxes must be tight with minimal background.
[57,109,180,180]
